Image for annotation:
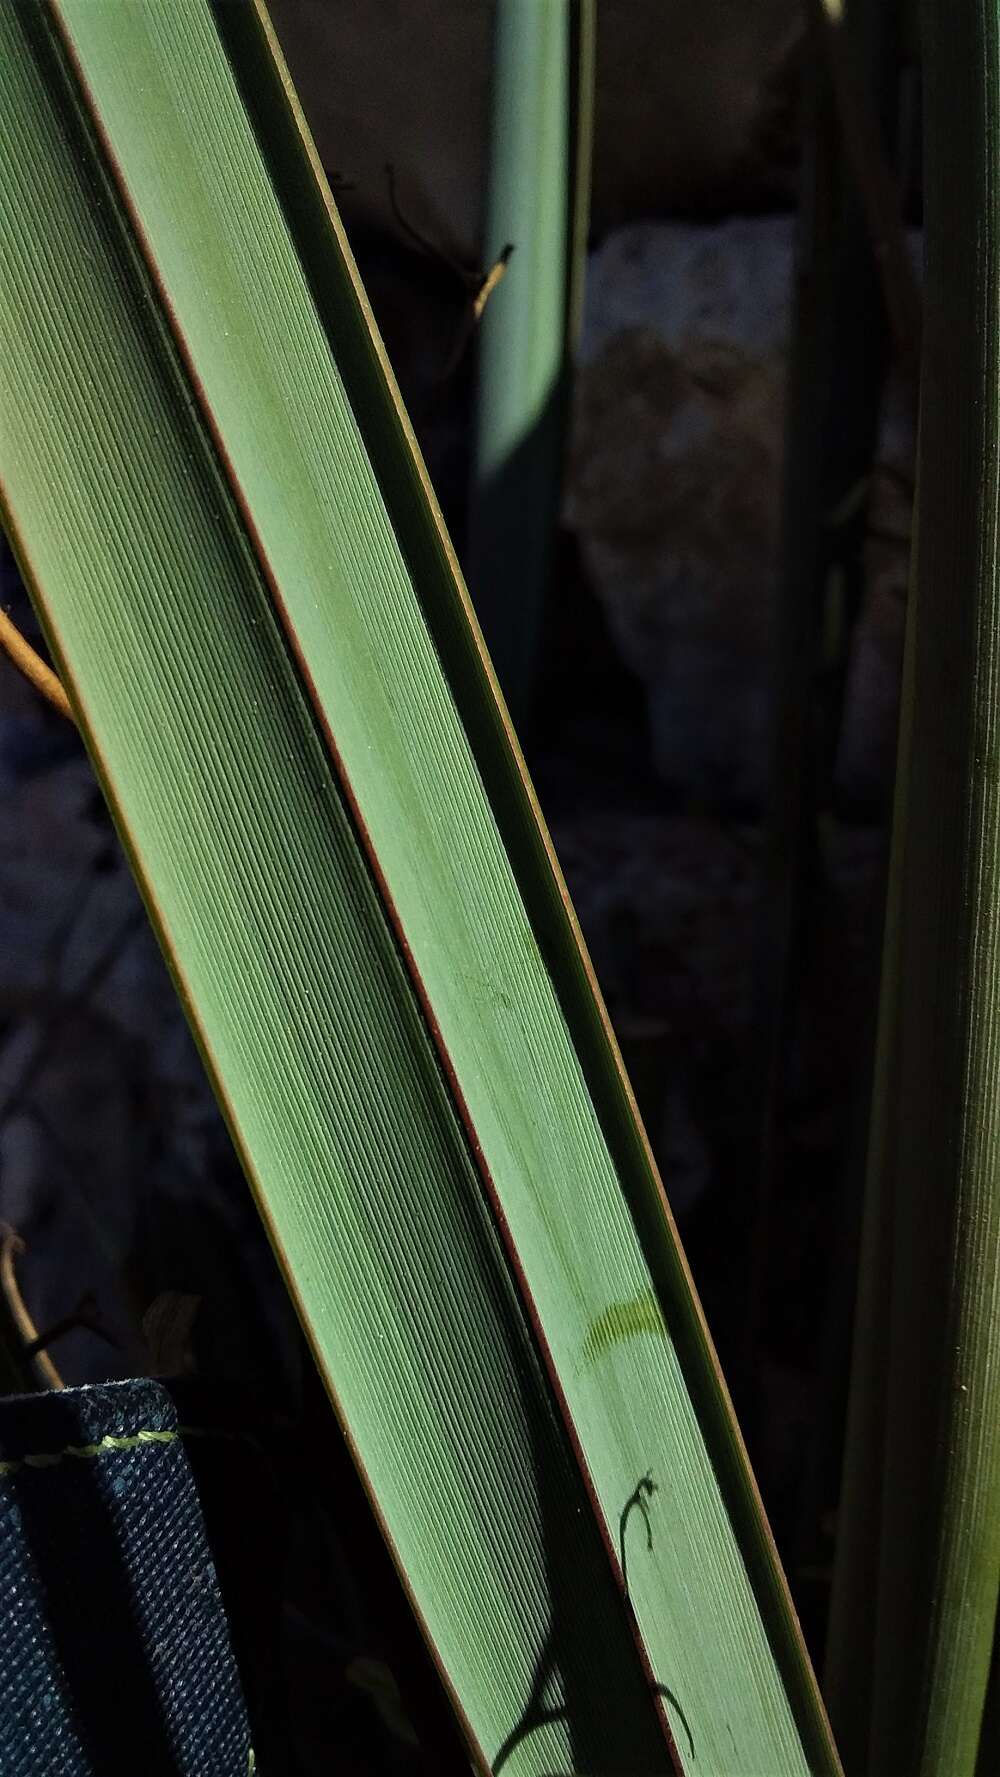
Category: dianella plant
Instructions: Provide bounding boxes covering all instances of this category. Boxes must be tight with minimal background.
[13,0,1000,1774]
[0,0,842,1772]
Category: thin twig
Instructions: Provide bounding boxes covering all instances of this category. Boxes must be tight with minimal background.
[25,1291,116,1359]
[0,1224,64,1388]
[472,243,515,322]
[0,608,74,722]
[384,162,468,282]
[384,162,514,383]
[439,245,515,382]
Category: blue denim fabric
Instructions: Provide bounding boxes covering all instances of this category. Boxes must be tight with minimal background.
[0,1379,254,1775]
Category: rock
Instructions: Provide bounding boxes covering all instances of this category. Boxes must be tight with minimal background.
[268,1,803,266]
[565,219,792,807]
[565,218,916,810]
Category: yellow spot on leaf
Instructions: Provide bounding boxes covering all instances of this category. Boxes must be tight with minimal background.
[583,1290,666,1363]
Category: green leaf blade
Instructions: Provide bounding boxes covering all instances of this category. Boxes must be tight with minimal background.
[2,13,673,1770]
[829,4,1000,1772]
[2,4,842,1772]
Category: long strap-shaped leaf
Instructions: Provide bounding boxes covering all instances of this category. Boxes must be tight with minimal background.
[827,2,1000,1772]
[468,0,593,721]
[0,3,840,1772]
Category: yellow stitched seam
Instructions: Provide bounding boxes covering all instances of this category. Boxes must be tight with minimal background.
[0,1427,180,1477]
[0,1428,259,1774]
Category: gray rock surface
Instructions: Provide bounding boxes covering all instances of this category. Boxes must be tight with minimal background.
[565,218,915,809]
